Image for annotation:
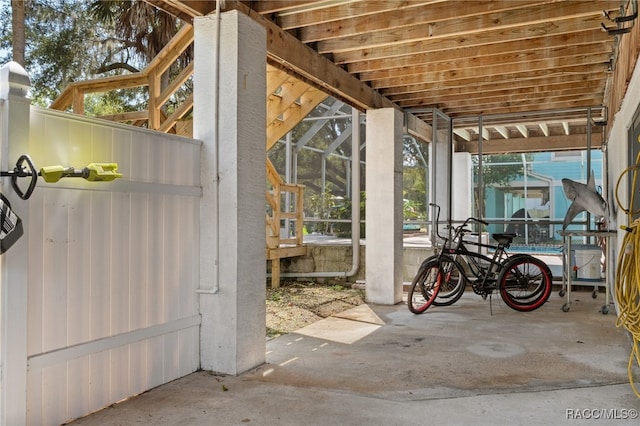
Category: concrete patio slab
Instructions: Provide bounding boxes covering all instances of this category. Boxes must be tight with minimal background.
[68,291,640,426]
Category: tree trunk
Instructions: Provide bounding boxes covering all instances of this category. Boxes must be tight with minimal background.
[11,0,26,66]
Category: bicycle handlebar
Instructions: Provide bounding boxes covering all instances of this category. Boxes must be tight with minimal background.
[429,202,487,242]
[463,217,488,227]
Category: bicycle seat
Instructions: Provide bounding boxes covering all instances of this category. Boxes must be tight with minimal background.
[492,233,516,245]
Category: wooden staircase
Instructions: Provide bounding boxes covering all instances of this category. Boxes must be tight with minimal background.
[265,64,328,287]
[51,26,328,288]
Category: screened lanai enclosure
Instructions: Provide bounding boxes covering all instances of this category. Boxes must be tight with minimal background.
[267,99,607,250]
[267,98,432,239]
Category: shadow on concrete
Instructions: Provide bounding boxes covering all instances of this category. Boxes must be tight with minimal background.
[69,291,639,426]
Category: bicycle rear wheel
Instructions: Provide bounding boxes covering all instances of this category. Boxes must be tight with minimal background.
[408,260,442,314]
[432,256,466,306]
[498,255,552,312]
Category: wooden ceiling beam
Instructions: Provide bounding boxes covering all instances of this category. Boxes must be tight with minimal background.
[359,44,612,82]
[277,0,436,30]
[370,54,611,89]
[146,0,397,111]
[456,133,603,154]
[441,98,603,118]
[142,0,624,133]
[393,83,606,108]
[347,31,611,73]
[253,0,330,15]
[317,1,618,54]
[300,0,554,43]
[142,0,215,23]
[333,13,609,64]
[381,65,607,95]
[234,3,395,111]
[434,93,603,114]
[388,77,605,103]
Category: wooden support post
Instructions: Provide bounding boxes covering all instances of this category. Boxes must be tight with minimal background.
[72,86,84,114]
[271,259,280,289]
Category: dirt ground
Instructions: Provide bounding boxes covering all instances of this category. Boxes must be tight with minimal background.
[266,280,365,338]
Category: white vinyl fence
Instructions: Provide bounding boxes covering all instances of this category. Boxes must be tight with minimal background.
[1,63,202,425]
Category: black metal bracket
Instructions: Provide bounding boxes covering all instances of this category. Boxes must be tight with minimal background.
[601,1,637,36]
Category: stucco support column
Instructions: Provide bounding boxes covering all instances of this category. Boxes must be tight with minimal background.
[365,108,403,304]
[452,152,472,221]
[430,117,452,223]
[194,11,266,374]
[0,62,31,426]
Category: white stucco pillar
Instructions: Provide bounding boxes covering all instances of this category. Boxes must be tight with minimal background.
[0,61,31,426]
[365,108,403,304]
[194,11,266,374]
[431,130,452,222]
[452,152,473,220]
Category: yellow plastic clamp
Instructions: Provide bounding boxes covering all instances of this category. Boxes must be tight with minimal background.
[39,165,67,183]
[85,163,122,182]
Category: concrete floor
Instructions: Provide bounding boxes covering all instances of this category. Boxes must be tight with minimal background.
[68,290,639,426]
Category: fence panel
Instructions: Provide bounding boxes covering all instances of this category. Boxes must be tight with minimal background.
[17,108,202,425]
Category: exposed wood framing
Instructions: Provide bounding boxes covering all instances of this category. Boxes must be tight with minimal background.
[457,133,603,155]
[604,0,640,137]
[143,0,629,153]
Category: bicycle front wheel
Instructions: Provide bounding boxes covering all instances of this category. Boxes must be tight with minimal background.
[433,256,466,306]
[408,260,442,314]
[498,255,553,312]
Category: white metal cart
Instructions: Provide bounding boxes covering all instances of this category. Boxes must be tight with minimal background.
[557,229,617,314]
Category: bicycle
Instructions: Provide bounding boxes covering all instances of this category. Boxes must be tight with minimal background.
[408,203,553,314]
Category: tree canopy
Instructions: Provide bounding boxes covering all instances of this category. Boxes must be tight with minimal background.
[0,0,182,110]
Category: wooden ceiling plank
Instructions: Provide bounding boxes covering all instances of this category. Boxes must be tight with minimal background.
[144,0,625,129]
[347,30,611,73]
[370,54,611,89]
[441,90,603,107]
[420,93,603,115]
[382,71,605,96]
[441,97,603,117]
[395,92,606,112]
[254,0,332,15]
[143,0,212,22]
[298,0,535,42]
[359,43,612,82]
[398,85,606,110]
[277,0,438,30]
[317,1,618,54]
[387,77,605,103]
[333,14,610,64]
[384,64,607,95]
